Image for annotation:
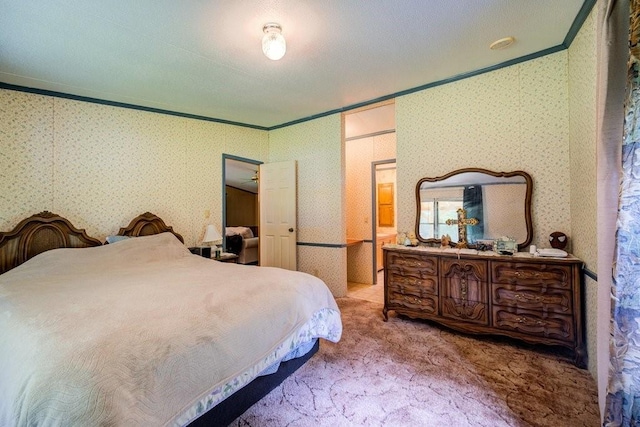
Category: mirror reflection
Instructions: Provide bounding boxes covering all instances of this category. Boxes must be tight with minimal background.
[415,169,532,249]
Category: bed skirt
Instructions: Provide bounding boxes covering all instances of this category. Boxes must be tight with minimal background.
[187,340,320,426]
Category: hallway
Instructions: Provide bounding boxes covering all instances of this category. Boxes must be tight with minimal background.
[347,270,384,304]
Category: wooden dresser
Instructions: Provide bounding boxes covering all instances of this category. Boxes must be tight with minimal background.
[383,246,585,367]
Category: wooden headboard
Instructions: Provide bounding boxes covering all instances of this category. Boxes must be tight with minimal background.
[117,212,184,243]
[0,211,102,274]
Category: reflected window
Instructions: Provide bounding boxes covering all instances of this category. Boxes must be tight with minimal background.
[419,199,462,239]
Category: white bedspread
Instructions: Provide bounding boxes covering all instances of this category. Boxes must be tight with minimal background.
[0,233,342,426]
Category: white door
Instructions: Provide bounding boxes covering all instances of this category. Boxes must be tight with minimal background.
[259,160,297,270]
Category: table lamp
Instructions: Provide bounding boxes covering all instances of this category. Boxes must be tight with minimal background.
[203,225,223,258]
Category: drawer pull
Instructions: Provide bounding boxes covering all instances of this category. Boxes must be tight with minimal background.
[514,293,543,302]
[515,316,547,326]
[403,296,422,304]
[399,278,421,286]
[514,271,541,279]
[398,260,423,267]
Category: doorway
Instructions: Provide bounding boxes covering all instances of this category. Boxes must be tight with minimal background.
[222,154,262,264]
[344,101,396,290]
[371,160,397,284]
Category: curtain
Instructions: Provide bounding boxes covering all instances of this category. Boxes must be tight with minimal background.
[463,185,483,243]
[604,1,640,425]
[597,0,629,417]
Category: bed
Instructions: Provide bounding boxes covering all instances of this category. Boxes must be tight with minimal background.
[0,212,342,426]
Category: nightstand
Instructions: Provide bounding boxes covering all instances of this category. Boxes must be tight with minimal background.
[213,252,239,263]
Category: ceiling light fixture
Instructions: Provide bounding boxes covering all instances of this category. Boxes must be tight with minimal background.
[490,36,515,50]
[262,23,286,60]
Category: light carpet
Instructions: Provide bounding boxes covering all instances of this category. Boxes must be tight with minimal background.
[232,297,599,426]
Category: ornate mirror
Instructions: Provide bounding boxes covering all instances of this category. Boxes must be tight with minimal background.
[415,168,532,250]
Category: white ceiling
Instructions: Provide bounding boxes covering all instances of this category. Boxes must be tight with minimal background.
[0,0,590,129]
[226,158,259,194]
[344,103,396,140]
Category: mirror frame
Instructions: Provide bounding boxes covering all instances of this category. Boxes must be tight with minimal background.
[414,168,533,250]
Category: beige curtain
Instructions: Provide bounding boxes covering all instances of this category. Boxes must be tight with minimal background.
[596,0,629,419]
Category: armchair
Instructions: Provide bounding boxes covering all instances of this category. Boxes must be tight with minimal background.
[238,236,258,264]
[225,226,259,265]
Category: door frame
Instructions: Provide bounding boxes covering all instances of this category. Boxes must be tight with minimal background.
[221,154,263,252]
[371,158,396,284]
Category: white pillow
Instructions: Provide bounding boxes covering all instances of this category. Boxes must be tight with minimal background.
[105,235,132,244]
[225,227,253,239]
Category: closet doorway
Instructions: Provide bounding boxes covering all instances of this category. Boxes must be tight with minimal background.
[222,154,262,264]
[344,101,396,289]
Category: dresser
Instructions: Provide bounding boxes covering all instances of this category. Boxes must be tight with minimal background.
[383,246,585,368]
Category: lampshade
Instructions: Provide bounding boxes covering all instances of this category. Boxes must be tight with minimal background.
[262,23,286,60]
[203,225,222,245]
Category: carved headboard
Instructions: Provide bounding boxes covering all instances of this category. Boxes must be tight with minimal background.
[117,212,184,243]
[0,211,102,274]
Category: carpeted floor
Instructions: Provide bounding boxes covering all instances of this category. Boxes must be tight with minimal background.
[232,297,599,426]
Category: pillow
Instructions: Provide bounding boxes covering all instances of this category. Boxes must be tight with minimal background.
[225,226,253,239]
[105,235,132,244]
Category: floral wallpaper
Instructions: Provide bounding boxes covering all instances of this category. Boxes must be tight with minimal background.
[396,51,571,250]
[268,115,347,296]
[53,99,188,240]
[0,89,268,247]
[0,91,54,226]
[568,7,598,376]
[298,245,347,297]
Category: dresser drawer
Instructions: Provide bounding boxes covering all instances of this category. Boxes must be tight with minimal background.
[492,306,574,342]
[387,252,437,276]
[388,273,437,295]
[491,261,572,289]
[441,298,488,325]
[492,283,572,314]
[388,291,438,315]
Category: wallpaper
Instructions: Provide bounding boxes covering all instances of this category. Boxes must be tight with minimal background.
[298,245,347,297]
[0,91,54,226]
[53,99,188,240]
[0,89,268,247]
[568,7,598,376]
[396,51,570,250]
[184,119,225,244]
[268,115,347,296]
